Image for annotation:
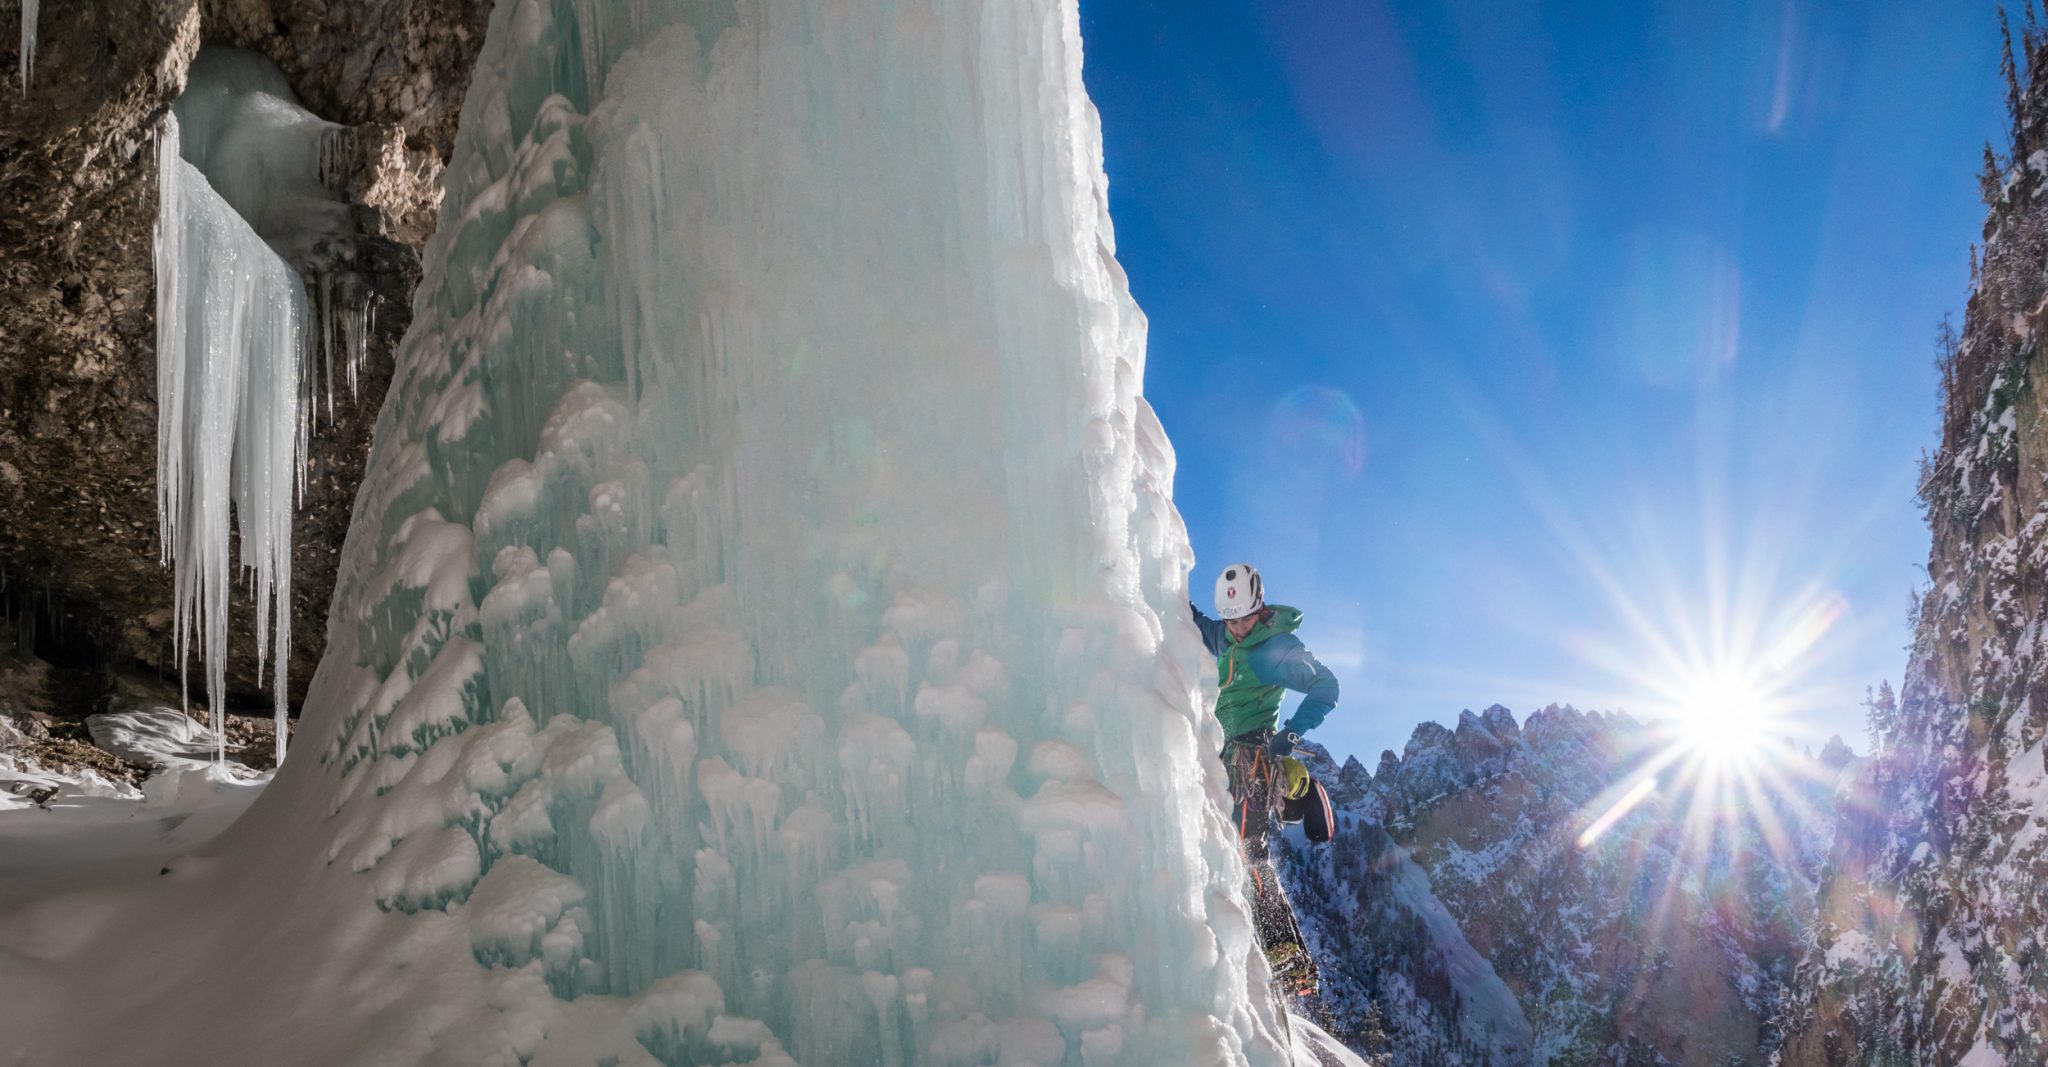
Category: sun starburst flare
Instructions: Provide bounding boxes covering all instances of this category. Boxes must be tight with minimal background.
[1443,389,1895,931]
[1563,587,1863,864]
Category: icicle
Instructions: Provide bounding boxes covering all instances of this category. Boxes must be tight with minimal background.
[17,0,36,92]
[154,112,307,765]
[320,273,336,426]
[342,296,370,397]
[295,271,373,441]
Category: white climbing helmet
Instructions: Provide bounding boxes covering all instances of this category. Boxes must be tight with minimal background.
[1214,563,1264,620]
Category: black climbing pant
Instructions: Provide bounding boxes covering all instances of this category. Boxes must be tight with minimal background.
[1223,730,1313,961]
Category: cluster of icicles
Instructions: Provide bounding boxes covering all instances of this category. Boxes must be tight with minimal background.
[151,63,372,766]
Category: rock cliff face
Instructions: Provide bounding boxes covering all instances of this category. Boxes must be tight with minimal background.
[1287,707,1854,1066]
[1773,29,2048,1067]
[0,0,485,715]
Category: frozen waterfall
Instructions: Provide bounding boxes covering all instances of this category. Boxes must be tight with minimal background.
[56,1,1304,1063]
[152,48,362,763]
[154,111,305,764]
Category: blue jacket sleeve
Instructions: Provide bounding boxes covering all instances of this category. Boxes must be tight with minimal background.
[1256,634,1339,735]
[1189,602,1229,657]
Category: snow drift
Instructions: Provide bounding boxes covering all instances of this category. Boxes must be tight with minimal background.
[1,2,1298,1063]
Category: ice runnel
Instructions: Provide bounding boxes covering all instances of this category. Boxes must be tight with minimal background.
[153,117,306,762]
[16,0,34,92]
[273,0,1294,1063]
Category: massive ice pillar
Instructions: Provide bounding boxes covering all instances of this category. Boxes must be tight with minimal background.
[33,2,1286,1063]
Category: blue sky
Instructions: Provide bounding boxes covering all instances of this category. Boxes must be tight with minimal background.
[1080,1,2006,766]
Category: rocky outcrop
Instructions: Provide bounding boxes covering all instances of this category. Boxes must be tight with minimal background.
[1287,706,1853,1066]
[1773,25,2048,1067]
[0,0,486,715]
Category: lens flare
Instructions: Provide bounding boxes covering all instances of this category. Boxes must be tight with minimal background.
[1577,775,1659,848]
[1444,386,1888,908]
[1764,592,1848,674]
[1268,385,1366,476]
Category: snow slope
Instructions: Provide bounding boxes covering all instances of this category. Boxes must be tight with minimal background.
[1280,807,1531,1065]
[1291,1014,1375,1067]
[0,703,268,910]
[0,2,1308,1064]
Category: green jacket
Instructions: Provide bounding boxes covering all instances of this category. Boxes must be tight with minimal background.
[1190,603,1340,740]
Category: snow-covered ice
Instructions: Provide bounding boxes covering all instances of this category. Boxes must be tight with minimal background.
[1,2,1317,1064]
[172,48,352,266]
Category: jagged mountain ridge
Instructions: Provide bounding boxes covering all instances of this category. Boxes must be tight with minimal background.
[1286,705,1857,1066]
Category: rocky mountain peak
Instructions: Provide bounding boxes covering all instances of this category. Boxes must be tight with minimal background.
[1479,702,1521,741]
[1288,701,1850,1062]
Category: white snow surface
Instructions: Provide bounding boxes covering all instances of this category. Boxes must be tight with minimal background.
[0,707,267,910]
[1289,1014,1372,1067]
[0,771,264,911]
[1,2,1310,1064]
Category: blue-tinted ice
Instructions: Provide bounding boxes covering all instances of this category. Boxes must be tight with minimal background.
[252,2,1295,1062]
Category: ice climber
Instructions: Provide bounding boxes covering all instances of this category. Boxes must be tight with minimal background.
[1190,562,1338,998]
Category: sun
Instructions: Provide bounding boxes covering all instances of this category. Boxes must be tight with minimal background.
[1574,659,1807,851]
[1669,667,1780,765]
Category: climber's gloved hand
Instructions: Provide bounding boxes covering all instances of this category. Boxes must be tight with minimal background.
[1267,730,1300,758]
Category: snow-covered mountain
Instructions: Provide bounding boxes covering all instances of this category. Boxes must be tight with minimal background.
[1772,27,2048,1067]
[1285,706,1857,1065]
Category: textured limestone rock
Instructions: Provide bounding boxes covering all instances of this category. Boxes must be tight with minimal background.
[0,0,485,713]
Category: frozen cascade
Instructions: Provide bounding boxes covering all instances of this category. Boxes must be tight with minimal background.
[172,48,353,267]
[18,0,1314,1063]
[177,47,370,428]
[16,0,33,92]
[153,113,306,764]
[152,48,364,764]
